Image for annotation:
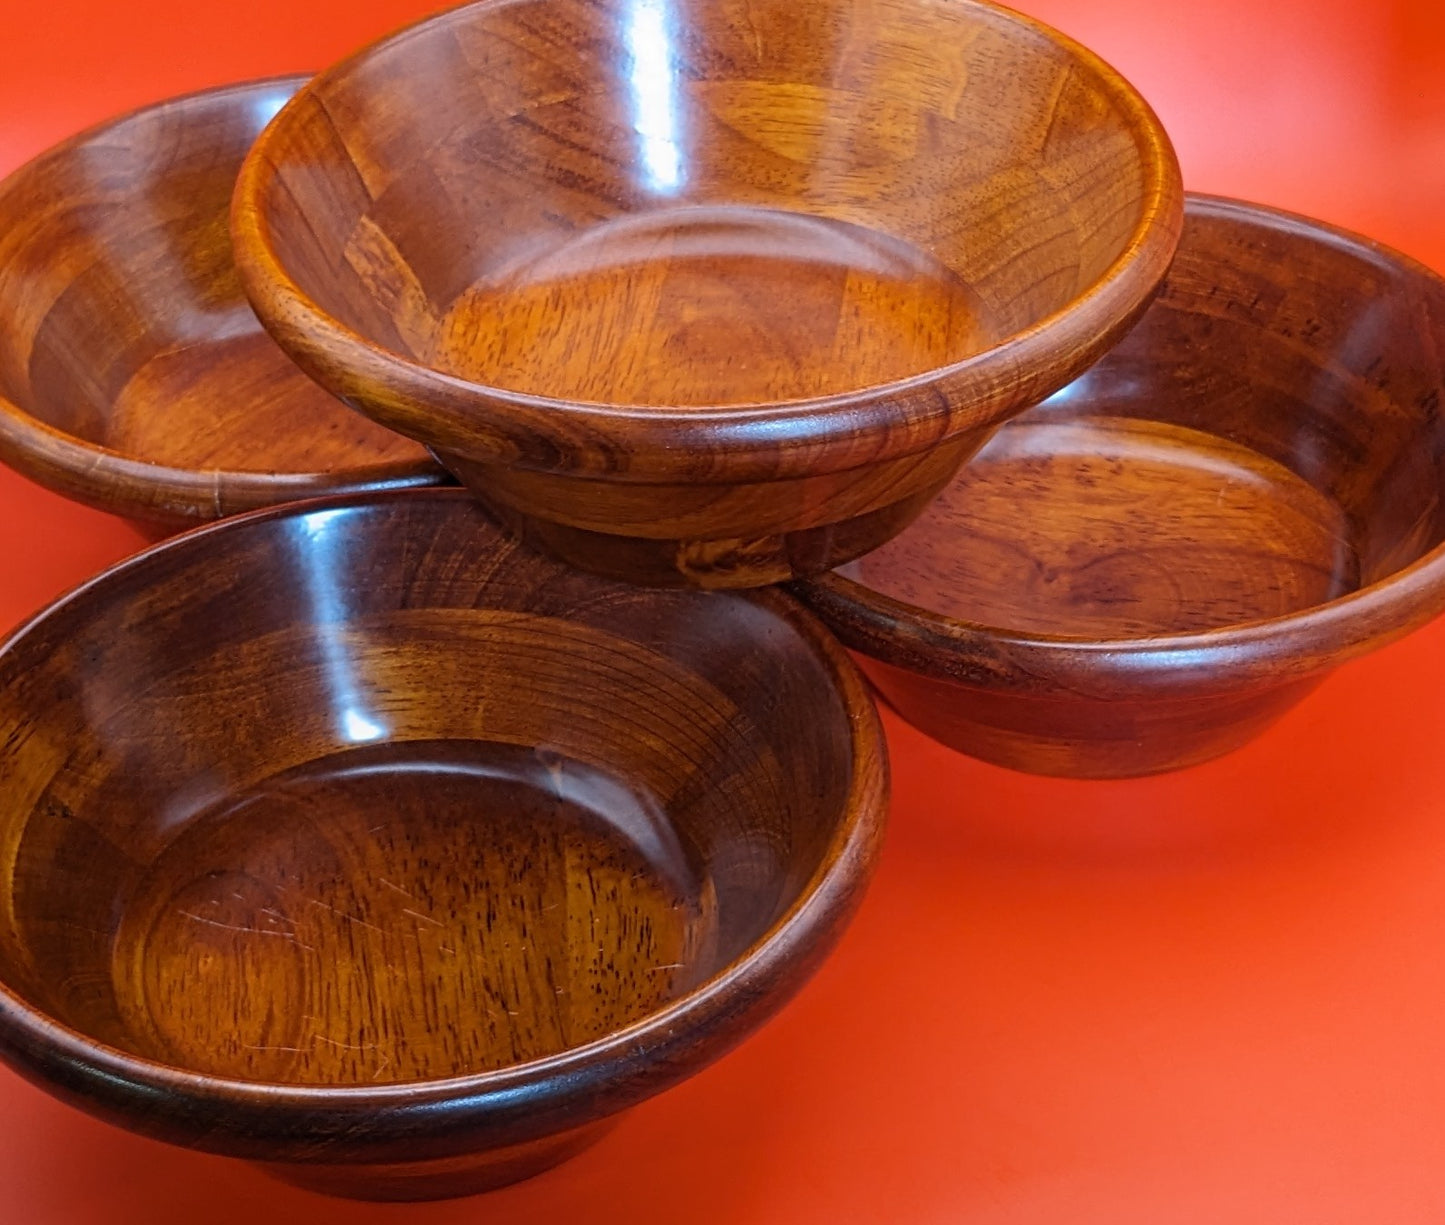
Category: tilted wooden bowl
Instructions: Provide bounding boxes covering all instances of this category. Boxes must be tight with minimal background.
[232,0,1183,588]
[0,490,886,1200]
[0,78,447,530]
[797,195,1445,777]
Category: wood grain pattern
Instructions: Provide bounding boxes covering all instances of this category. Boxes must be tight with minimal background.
[0,78,447,530]
[0,489,887,1199]
[232,0,1183,587]
[797,195,1445,777]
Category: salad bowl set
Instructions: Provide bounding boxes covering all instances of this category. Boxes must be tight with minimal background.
[0,0,1440,1201]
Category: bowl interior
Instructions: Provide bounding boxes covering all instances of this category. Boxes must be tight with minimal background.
[839,198,1445,638]
[251,0,1159,407]
[0,79,428,474]
[0,495,856,1086]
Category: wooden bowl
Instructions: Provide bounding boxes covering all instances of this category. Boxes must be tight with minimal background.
[232,0,1184,588]
[796,195,1445,777]
[0,78,447,531]
[0,489,885,1200]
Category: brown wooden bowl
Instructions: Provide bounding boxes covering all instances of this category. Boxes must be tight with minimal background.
[232,0,1183,589]
[796,195,1445,778]
[0,488,886,1200]
[0,78,448,531]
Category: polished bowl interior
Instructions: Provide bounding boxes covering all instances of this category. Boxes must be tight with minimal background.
[800,195,1445,776]
[240,0,1167,407]
[233,0,1182,588]
[0,491,884,1199]
[0,78,443,529]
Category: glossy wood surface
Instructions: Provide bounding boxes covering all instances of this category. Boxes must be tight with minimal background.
[15,0,1445,1221]
[233,0,1183,587]
[0,79,446,530]
[0,489,886,1200]
[798,195,1445,777]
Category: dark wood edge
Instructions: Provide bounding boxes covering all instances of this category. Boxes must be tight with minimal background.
[0,74,316,194]
[0,396,449,527]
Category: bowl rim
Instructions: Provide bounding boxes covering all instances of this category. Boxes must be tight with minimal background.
[794,193,1445,693]
[0,487,888,1156]
[231,0,1184,484]
[0,75,448,528]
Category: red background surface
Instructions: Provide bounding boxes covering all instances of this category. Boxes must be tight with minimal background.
[5,1,1445,1220]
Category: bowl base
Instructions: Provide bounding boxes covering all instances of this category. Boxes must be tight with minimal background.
[467,482,949,588]
[445,443,973,588]
[428,204,999,406]
[102,739,713,1085]
[259,1118,615,1200]
[101,330,428,474]
[842,413,1361,637]
[859,654,1328,778]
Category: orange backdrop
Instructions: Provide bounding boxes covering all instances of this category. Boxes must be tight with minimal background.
[4,1,1445,1221]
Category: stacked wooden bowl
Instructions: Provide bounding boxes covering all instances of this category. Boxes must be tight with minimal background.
[1,0,1441,1203]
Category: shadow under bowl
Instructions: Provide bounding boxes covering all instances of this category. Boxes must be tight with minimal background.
[0,489,886,1199]
[233,0,1182,588]
[0,77,447,531]
[796,194,1445,777]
